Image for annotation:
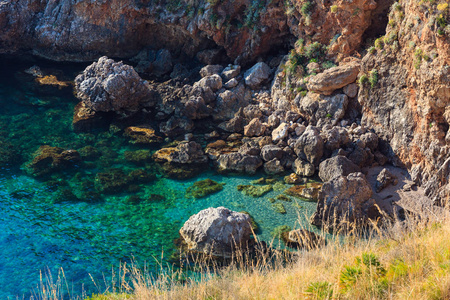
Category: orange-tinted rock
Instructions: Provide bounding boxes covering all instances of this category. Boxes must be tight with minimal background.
[124,125,163,145]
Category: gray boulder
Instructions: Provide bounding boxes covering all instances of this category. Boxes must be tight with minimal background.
[179,207,253,258]
[311,172,381,228]
[244,62,271,89]
[75,56,156,112]
[293,158,315,177]
[318,155,360,182]
[217,153,262,174]
[260,145,283,161]
[222,65,241,81]
[200,65,224,78]
[193,74,223,92]
[294,126,324,167]
[264,158,285,174]
[376,168,398,192]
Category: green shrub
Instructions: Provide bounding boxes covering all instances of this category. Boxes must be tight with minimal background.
[358,74,368,85]
[369,69,378,88]
[330,5,338,13]
[368,46,376,54]
[301,1,314,18]
[305,281,334,299]
[374,37,384,49]
[339,265,362,292]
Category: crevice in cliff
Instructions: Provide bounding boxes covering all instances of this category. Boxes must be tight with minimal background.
[360,0,394,49]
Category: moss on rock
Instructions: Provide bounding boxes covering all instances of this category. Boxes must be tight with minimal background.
[237,184,273,197]
[186,179,224,199]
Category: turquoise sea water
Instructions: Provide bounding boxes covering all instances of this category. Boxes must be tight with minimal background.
[0,56,318,298]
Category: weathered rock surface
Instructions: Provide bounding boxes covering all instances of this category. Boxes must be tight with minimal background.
[244,118,266,137]
[306,62,360,95]
[75,57,156,112]
[358,0,450,203]
[376,168,398,193]
[318,155,360,182]
[217,152,262,174]
[152,141,208,179]
[244,62,271,89]
[179,207,253,257]
[292,159,315,177]
[311,172,381,228]
[294,126,324,167]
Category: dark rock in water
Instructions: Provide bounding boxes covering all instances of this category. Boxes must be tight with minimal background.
[217,152,262,174]
[150,194,166,202]
[375,168,398,193]
[311,172,382,229]
[153,141,208,179]
[95,168,131,194]
[271,225,291,240]
[179,207,253,258]
[284,229,325,249]
[72,102,108,133]
[318,155,360,182]
[125,195,145,205]
[272,202,287,214]
[53,187,80,203]
[128,169,156,184]
[124,150,152,165]
[26,145,81,177]
[284,183,322,202]
[124,125,163,145]
[75,56,156,113]
[237,184,272,197]
[284,173,307,184]
[0,139,22,167]
[77,146,101,161]
[185,179,224,199]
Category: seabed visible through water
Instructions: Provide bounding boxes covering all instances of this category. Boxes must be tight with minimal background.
[0,56,318,298]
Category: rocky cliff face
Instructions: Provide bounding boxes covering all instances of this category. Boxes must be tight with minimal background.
[0,0,383,63]
[358,0,450,203]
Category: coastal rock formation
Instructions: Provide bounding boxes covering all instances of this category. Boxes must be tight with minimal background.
[358,0,450,203]
[75,57,156,112]
[179,207,253,258]
[152,141,208,179]
[311,172,381,228]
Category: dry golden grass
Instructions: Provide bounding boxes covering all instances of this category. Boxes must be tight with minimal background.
[78,214,450,300]
[37,214,450,300]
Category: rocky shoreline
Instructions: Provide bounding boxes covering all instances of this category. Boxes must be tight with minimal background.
[1,0,448,261]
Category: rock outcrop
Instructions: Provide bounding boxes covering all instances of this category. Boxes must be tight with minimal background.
[358,0,450,203]
[75,57,156,113]
[311,172,381,228]
[179,207,253,258]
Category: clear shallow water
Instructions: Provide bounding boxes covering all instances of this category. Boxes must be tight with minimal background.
[0,56,318,298]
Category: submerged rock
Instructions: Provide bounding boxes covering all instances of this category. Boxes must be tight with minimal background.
[26,145,81,177]
[186,179,225,199]
[179,207,253,258]
[153,141,208,179]
[124,125,163,145]
[237,184,272,197]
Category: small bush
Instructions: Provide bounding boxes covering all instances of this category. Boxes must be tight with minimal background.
[305,281,334,299]
[374,37,384,49]
[301,1,314,18]
[368,46,376,54]
[358,74,368,85]
[369,69,378,88]
[437,2,448,11]
[330,5,338,13]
